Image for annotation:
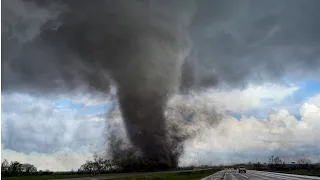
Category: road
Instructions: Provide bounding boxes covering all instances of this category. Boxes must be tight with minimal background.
[203,170,320,180]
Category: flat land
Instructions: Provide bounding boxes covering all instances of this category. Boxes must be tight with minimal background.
[2,173,117,180]
[106,170,220,180]
[2,169,219,180]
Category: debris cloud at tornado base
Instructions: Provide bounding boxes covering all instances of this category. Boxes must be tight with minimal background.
[2,0,320,167]
[105,93,222,167]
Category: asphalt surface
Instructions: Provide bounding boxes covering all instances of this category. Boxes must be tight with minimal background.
[203,169,320,180]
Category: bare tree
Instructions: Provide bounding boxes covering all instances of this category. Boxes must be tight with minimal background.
[297,158,312,164]
[268,156,274,164]
[268,156,283,169]
[297,158,312,169]
[274,157,283,164]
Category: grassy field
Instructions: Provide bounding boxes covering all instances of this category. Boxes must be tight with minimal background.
[106,170,219,180]
[1,169,219,180]
[1,173,119,180]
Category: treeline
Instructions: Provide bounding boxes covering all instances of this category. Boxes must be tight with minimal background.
[260,156,319,171]
[1,155,214,177]
[77,155,200,174]
[240,156,320,172]
[1,159,53,177]
[7,154,318,177]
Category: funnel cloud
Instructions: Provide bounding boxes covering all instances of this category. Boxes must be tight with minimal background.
[2,0,320,167]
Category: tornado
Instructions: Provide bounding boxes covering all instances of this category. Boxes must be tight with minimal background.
[83,0,192,166]
[109,21,190,166]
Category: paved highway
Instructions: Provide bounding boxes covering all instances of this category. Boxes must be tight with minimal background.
[202,170,320,180]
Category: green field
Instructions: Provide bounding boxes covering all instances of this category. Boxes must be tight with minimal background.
[2,173,119,180]
[107,170,219,180]
[2,169,219,180]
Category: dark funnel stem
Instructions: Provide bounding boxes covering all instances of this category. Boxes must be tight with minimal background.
[118,91,175,167]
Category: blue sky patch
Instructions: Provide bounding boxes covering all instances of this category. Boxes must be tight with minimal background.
[229,80,319,120]
[54,99,84,110]
[53,99,112,115]
[288,80,320,104]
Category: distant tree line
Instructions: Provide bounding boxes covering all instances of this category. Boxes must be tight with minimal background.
[224,156,320,173]
[2,155,219,177]
[251,156,320,172]
[77,154,189,174]
[1,159,53,177]
[76,154,223,174]
[5,154,318,177]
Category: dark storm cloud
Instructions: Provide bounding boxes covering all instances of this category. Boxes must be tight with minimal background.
[2,0,320,92]
[2,0,320,167]
[185,0,320,90]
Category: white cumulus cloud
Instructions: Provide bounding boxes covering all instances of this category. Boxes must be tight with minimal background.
[1,92,107,171]
[180,102,320,166]
[1,148,94,172]
[188,83,299,113]
[306,94,320,107]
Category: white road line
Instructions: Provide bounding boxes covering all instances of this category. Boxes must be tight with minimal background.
[247,170,320,180]
[250,171,309,180]
[251,173,299,180]
[251,171,320,180]
[246,172,274,180]
[232,173,239,180]
[237,173,249,179]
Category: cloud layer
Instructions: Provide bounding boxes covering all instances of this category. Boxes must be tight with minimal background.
[2,83,319,171]
[1,92,107,155]
[181,103,320,166]
[1,148,93,172]
[2,0,320,94]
